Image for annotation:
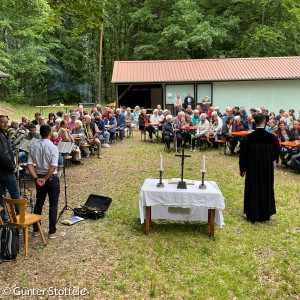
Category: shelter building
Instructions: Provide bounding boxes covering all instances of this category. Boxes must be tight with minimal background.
[111,56,300,114]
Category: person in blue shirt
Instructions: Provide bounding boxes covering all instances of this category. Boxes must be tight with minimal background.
[92,112,110,148]
[242,115,256,131]
[223,108,235,124]
[104,110,117,141]
[191,110,201,126]
[115,108,125,142]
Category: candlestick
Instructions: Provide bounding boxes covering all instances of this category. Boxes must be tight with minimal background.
[159,153,163,171]
[157,169,164,188]
[199,171,207,189]
[202,155,206,172]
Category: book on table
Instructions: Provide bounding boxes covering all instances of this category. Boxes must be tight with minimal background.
[168,178,195,185]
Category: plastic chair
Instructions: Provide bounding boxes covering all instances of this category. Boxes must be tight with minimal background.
[2,196,46,256]
[0,206,4,225]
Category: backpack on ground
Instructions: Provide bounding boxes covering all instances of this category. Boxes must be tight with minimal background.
[0,225,19,261]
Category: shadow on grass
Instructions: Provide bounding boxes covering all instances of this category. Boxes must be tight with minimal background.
[131,218,214,238]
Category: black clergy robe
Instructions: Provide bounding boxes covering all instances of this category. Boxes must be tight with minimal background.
[239,128,280,222]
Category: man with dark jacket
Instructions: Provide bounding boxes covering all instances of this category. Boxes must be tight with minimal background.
[183,92,195,110]
[115,108,125,142]
[92,112,110,148]
[239,113,280,222]
[242,115,256,131]
[0,115,20,224]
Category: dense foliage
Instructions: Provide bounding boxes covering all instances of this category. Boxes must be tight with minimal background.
[0,0,299,105]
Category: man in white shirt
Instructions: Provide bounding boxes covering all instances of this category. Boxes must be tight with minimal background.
[173,93,182,117]
[27,124,65,239]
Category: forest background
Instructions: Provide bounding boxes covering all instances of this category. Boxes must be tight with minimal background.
[0,0,299,105]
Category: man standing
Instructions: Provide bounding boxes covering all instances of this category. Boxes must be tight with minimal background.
[173,93,182,117]
[201,96,211,113]
[0,115,20,224]
[239,113,280,222]
[27,124,65,238]
[183,92,195,109]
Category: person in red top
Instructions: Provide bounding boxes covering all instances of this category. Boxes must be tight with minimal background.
[102,107,109,120]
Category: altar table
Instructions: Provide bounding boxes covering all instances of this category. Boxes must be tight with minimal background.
[139,179,225,237]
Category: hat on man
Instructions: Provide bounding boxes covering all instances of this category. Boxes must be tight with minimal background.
[70,113,76,117]
[94,112,100,116]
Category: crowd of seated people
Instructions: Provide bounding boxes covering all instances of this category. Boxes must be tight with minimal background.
[5,103,300,174]
[6,104,144,177]
[145,104,300,172]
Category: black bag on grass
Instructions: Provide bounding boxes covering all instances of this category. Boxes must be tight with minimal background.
[74,194,112,220]
[0,225,19,260]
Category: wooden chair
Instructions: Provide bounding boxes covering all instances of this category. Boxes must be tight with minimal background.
[2,196,46,256]
[0,206,4,225]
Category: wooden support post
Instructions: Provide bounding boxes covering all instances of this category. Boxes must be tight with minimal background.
[145,206,151,235]
[208,209,215,237]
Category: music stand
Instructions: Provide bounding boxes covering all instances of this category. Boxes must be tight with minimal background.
[56,142,74,223]
[15,138,39,207]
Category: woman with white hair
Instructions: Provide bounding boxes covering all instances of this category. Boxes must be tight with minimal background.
[71,120,86,147]
[53,118,62,132]
[233,115,245,132]
[159,110,170,124]
[125,107,135,137]
[150,108,161,134]
[191,113,209,152]
[162,115,182,153]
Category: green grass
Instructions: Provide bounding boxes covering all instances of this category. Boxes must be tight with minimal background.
[0,103,299,299]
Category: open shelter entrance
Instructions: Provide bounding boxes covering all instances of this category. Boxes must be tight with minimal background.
[117,84,163,110]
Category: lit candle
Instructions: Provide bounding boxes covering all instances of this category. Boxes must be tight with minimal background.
[202,155,206,172]
[160,153,163,170]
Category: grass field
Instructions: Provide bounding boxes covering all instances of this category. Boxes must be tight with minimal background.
[0,102,299,299]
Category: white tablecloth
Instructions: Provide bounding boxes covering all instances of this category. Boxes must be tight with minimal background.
[139,179,225,227]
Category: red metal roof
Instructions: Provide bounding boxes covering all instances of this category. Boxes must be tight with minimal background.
[111,56,300,83]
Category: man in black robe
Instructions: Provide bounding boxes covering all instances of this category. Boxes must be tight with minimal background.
[239,113,280,222]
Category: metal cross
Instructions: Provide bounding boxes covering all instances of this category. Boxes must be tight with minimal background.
[175,148,191,189]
